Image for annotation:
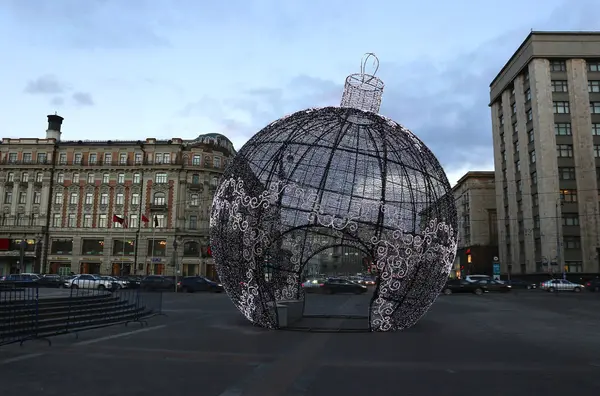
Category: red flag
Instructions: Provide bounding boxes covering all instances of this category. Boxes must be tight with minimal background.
[141,214,150,223]
[112,215,125,227]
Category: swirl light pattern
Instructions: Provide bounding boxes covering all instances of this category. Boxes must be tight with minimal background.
[210,106,458,331]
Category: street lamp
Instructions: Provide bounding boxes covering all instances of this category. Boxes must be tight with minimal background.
[19,238,27,274]
[173,239,179,292]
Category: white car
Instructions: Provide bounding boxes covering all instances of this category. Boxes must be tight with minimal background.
[66,274,115,290]
[540,279,584,292]
[99,276,128,289]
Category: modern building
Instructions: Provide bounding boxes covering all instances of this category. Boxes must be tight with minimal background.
[452,171,498,277]
[0,114,236,278]
[490,31,600,276]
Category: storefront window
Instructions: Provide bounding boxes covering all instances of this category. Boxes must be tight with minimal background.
[81,239,104,255]
[51,239,73,255]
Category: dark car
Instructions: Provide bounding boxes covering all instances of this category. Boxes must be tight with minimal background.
[118,276,142,289]
[178,276,224,293]
[0,273,41,288]
[474,279,512,292]
[37,274,64,288]
[585,278,600,292]
[140,275,176,291]
[317,278,368,294]
[505,278,536,290]
[441,279,486,295]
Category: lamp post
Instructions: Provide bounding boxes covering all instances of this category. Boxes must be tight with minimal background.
[36,237,43,274]
[19,238,27,274]
[556,197,565,279]
[173,239,179,292]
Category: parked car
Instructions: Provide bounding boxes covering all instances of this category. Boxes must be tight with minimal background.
[464,275,492,283]
[585,278,600,292]
[140,275,176,291]
[441,280,486,295]
[473,279,512,292]
[0,273,41,288]
[119,276,142,289]
[540,279,585,292]
[99,276,129,289]
[505,279,537,290]
[178,276,224,293]
[67,274,117,290]
[37,274,64,288]
[307,278,368,294]
[302,278,326,292]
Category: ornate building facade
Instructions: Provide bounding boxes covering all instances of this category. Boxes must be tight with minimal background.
[0,114,236,278]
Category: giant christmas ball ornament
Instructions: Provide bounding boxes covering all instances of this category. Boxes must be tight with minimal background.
[210,105,458,332]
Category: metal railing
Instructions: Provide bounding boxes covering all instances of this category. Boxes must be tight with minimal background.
[0,281,164,347]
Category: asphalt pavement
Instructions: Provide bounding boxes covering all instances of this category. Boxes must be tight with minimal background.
[1,289,600,395]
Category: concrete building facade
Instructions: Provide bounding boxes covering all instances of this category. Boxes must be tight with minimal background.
[490,31,600,276]
[0,115,236,278]
[452,171,499,277]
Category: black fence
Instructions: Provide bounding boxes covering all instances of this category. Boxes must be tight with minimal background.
[0,281,164,347]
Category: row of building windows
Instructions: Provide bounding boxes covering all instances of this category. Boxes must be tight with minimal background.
[48,238,209,257]
[47,213,200,229]
[3,151,224,168]
[5,171,219,186]
[549,60,600,72]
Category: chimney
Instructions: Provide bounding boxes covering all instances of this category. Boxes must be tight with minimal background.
[46,113,64,141]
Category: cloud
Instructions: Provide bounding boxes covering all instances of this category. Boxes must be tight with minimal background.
[72,92,94,106]
[24,75,67,95]
[24,74,94,107]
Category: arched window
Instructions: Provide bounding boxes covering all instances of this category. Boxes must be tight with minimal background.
[211,176,218,187]
[153,192,166,206]
[183,241,200,257]
[190,194,199,206]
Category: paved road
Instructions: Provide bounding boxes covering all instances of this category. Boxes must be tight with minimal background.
[1,290,600,395]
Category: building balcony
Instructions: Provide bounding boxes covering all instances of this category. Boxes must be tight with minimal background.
[149,203,168,211]
[188,182,203,191]
[0,160,51,166]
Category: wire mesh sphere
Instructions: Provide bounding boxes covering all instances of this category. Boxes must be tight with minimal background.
[210,106,458,332]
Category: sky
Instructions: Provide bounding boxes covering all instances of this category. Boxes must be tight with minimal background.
[2,0,600,186]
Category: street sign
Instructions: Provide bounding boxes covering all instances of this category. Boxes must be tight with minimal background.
[493,261,500,281]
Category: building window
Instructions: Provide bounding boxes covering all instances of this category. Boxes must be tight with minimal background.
[37,153,47,163]
[499,115,504,125]
[564,261,583,273]
[591,102,600,114]
[131,193,140,205]
[89,153,97,164]
[531,171,537,185]
[21,172,29,182]
[532,193,539,207]
[517,180,522,193]
[589,81,600,93]
[102,173,110,184]
[134,153,142,164]
[33,191,41,204]
[192,174,200,184]
[98,214,108,228]
[511,103,516,114]
[155,173,168,184]
[529,150,536,164]
[133,173,141,184]
[155,214,166,228]
[189,215,198,230]
[595,145,600,158]
[83,214,92,228]
[117,173,125,184]
[190,194,199,206]
[22,153,32,163]
[525,88,531,102]
[588,62,600,72]
[87,173,94,183]
[68,214,76,228]
[69,193,78,205]
[57,173,64,183]
[115,193,124,205]
[526,108,533,121]
[147,239,167,256]
[192,155,201,165]
[557,144,573,157]
[551,80,568,92]
[7,172,14,182]
[183,241,200,257]
[155,153,171,164]
[560,189,577,203]
[19,192,27,204]
[515,160,520,172]
[514,141,519,153]
[562,214,579,226]
[4,191,12,204]
[85,193,93,205]
[7,153,16,163]
[550,60,566,71]
[214,156,221,168]
[100,193,108,205]
[564,236,581,250]
[119,153,127,164]
[35,172,43,183]
[74,153,82,164]
[559,167,576,180]
[55,192,63,204]
[52,214,61,227]
[72,172,79,183]
[81,239,104,255]
[104,153,112,164]
[129,215,138,229]
[153,192,166,206]
[553,101,570,114]
[534,215,540,229]
[211,176,218,187]
[59,153,67,164]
